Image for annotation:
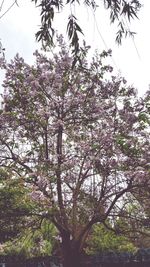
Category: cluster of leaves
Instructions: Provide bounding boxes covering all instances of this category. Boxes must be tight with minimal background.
[105,0,141,44]
[32,0,142,61]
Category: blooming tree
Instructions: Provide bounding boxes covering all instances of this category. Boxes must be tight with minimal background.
[0,37,149,267]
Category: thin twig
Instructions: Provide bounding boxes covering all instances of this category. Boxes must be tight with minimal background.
[0,1,18,20]
[0,0,5,12]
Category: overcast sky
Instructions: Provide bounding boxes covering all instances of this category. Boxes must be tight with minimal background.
[0,0,150,96]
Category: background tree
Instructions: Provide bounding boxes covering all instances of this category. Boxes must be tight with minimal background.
[85,222,136,255]
[113,197,150,248]
[0,37,149,267]
[0,220,58,258]
[0,168,34,243]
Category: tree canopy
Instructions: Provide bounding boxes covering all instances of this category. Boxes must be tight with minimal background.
[0,37,149,267]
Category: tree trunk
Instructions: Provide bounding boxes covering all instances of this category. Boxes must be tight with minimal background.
[61,235,83,267]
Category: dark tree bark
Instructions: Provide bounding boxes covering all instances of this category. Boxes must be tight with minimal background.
[61,233,82,267]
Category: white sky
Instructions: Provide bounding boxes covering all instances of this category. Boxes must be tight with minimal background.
[0,0,150,96]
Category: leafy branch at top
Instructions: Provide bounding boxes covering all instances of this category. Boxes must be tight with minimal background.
[32,0,142,63]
